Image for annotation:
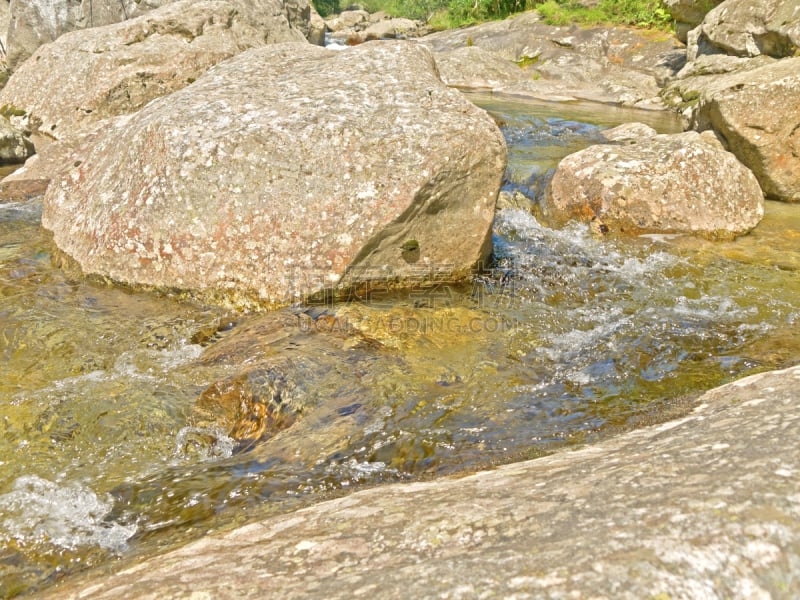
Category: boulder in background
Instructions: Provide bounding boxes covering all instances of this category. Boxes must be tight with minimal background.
[544,130,764,237]
[663,56,800,202]
[664,0,725,42]
[0,0,310,141]
[687,0,800,60]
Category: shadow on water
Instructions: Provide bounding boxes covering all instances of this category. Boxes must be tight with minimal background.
[1,96,798,597]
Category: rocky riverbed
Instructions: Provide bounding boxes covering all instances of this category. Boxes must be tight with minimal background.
[0,0,798,597]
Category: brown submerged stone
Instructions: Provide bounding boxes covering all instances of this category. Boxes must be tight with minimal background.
[193,367,300,449]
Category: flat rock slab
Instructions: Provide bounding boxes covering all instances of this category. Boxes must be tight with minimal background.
[41,41,506,308]
[45,364,800,599]
[423,11,686,108]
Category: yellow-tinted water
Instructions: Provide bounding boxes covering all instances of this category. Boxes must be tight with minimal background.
[1,98,798,597]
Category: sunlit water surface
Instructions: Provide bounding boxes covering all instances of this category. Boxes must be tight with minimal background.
[1,95,799,597]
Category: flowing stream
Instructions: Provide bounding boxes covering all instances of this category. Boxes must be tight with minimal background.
[1,94,799,597]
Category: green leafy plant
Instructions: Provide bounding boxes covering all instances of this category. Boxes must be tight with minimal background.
[535,0,673,30]
[340,0,673,32]
[312,0,341,17]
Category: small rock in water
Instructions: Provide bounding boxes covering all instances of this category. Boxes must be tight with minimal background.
[192,367,301,451]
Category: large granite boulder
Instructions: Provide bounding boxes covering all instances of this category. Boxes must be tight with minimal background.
[663,56,800,203]
[687,0,800,60]
[664,0,725,42]
[422,12,686,108]
[544,130,764,238]
[40,42,506,308]
[5,0,172,70]
[0,0,311,140]
[38,364,800,598]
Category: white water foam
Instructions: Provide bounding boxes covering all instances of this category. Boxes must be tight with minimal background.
[325,458,399,484]
[174,426,236,461]
[0,475,136,551]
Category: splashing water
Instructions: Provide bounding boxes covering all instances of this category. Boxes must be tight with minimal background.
[0,476,136,551]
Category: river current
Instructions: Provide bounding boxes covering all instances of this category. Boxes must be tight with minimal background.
[1,94,799,596]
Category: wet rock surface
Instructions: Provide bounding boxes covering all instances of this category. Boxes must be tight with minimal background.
[0,0,310,141]
[43,364,800,599]
[544,130,764,237]
[39,41,505,308]
[186,308,383,451]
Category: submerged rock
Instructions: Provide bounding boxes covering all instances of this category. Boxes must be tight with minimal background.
[192,366,302,450]
[0,0,310,141]
[39,364,800,598]
[544,130,764,238]
[40,42,506,308]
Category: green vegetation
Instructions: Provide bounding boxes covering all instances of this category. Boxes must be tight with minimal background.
[312,0,673,31]
[314,0,341,17]
[0,104,26,118]
[536,0,672,29]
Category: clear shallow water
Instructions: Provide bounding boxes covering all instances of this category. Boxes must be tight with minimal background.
[2,97,799,597]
